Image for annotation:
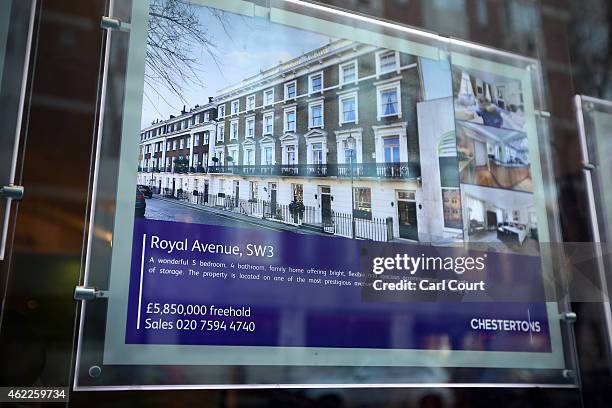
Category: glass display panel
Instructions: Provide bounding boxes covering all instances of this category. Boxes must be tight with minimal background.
[74,0,578,390]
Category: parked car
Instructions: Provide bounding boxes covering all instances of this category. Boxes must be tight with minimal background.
[137,184,152,198]
[135,189,146,217]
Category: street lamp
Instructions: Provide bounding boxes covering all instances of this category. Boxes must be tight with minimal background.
[346,134,356,239]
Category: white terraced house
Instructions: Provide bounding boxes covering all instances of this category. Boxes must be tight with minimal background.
[137,39,464,244]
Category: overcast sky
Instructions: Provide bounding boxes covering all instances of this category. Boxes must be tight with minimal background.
[140,6,335,127]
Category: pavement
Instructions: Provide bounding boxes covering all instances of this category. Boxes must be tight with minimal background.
[144,195,326,236]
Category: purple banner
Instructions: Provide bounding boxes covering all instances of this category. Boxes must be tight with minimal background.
[125,218,552,353]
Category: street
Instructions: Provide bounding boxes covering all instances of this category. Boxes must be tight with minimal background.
[142,197,308,234]
[143,197,257,229]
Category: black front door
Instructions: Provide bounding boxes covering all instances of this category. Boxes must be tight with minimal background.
[321,191,332,224]
[398,200,418,240]
[172,178,175,197]
[234,181,239,207]
[203,181,209,203]
[269,183,277,217]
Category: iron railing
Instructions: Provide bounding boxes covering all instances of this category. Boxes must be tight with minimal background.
[162,188,394,241]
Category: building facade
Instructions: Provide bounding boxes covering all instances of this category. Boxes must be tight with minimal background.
[137,40,462,243]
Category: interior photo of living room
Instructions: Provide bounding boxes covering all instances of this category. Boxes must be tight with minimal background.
[461,183,538,255]
[452,67,526,132]
[456,121,532,192]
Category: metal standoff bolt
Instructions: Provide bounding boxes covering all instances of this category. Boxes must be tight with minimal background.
[583,162,596,171]
[561,312,577,322]
[88,365,102,378]
[73,286,109,301]
[0,185,24,200]
[562,369,575,379]
[100,16,121,30]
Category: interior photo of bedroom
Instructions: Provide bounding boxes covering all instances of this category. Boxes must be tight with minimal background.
[461,183,539,255]
[457,121,532,192]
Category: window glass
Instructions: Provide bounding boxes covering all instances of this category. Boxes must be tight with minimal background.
[342,97,356,122]
[379,51,397,73]
[381,89,398,116]
[383,136,400,162]
[310,104,323,127]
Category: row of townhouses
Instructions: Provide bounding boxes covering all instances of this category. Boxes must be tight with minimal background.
[137,39,464,243]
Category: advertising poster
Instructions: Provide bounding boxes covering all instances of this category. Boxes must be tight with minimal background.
[92,0,567,380]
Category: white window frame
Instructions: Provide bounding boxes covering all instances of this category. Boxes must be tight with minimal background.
[262,145,274,165]
[375,79,402,120]
[284,80,297,101]
[264,88,275,106]
[304,130,327,165]
[243,142,256,166]
[245,115,255,138]
[339,59,358,86]
[284,106,297,132]
[227,144,239,166]
[218,104,225,118]
[335,128,363,164]
[338,91,359,125]
[194,134,200,146]
[308,100,324,129]
[246,149,254,166]
[246,94,256,111]
[215,147,224,166]
[263,111,274,135]
[231,99,240,115]
[230,119,239,140]
[217,124,225,141]
[376,50,400,77]
[308,71,324,95]
[173,140,177,150]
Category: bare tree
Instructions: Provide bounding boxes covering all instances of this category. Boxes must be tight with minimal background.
[145,0,228,112]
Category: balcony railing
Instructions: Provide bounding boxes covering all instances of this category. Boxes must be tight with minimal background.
[139,162,420,179]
